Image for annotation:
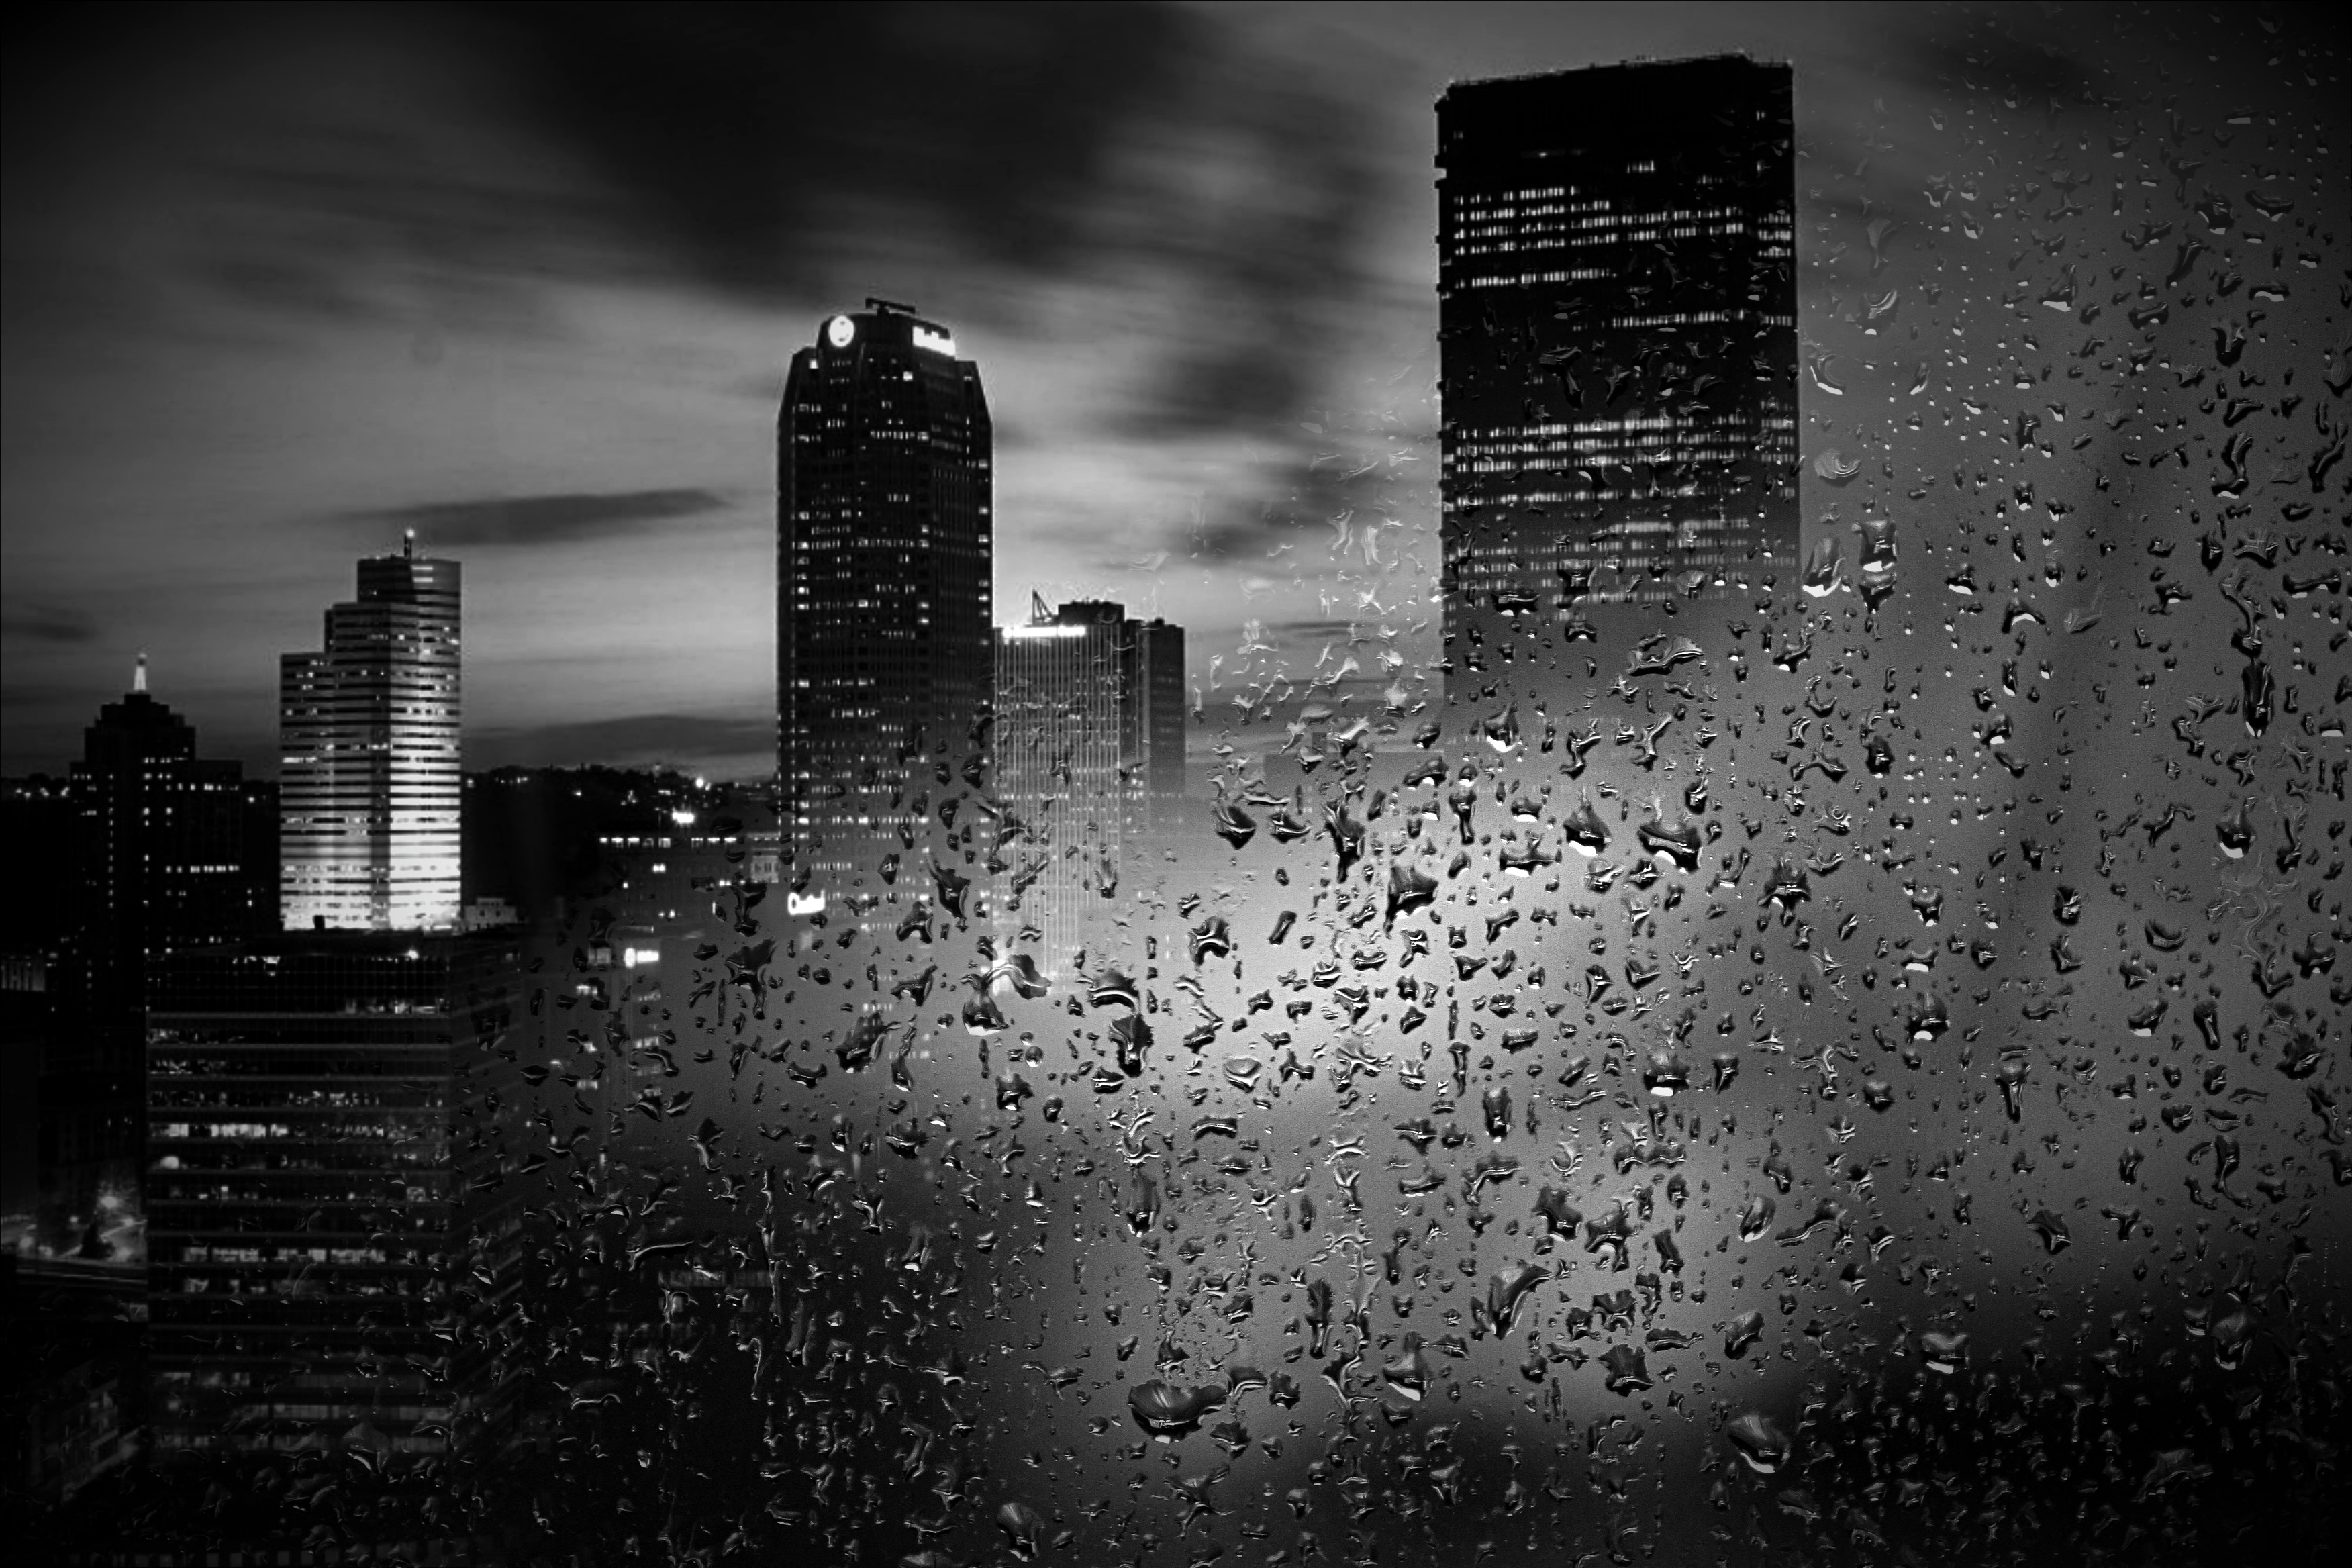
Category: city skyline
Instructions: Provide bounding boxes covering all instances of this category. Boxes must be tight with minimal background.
[1,3,2160,783]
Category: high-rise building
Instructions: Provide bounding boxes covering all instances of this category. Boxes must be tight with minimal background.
[1436,56,1797,663]
[279,537,462,932]
[238,777,280,936]
[1,773,78,977]
[34,660,256,1256]
[144,931,526,1457]
[70,656,253,1014]
[777,301,991,914]
[1127,617,1189,832]
[994,599,1185,977]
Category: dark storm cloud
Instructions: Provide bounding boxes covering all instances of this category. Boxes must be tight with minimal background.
[347,487,733,548]
[6,3,1391,353]
[1,601,99,644]
[1904,11,2108,105]
[8,0,1399,447]
[3,4,627,348]
[483,2,1197,297]
[487,2,1395,433]
[468,712,773,771]
[1785,6,2159,248]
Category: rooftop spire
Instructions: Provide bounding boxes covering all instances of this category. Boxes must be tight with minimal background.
[403,528,417,558]
[133,651,148,694]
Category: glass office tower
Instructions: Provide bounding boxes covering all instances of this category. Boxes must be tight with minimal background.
[1437,55,1798,663]
[279,539,462,932]
[44,660,254,1256]
[993,598,1189,977]
[777,301,992,914]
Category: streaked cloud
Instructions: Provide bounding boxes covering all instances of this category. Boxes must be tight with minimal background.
[1,601,99,646]
[347,487,732,548]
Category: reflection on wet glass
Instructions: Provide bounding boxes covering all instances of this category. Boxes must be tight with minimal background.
[9,3,2350,1564]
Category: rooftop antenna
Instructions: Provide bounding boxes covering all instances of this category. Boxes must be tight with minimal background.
[133,651,148,694]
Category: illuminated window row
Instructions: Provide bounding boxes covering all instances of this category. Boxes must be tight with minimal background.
[1457,411,1760,442]
[1453,204,1748,232]
[1453,266,1614,288]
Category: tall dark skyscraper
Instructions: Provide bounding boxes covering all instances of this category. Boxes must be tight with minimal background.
[70,657,253,1014]
[994,599,1185,977]
[34,660,256,1255]
[1436,56,1797,669]
[777,300,992,913]
[280,537,462,934]
[144,932,525,1457]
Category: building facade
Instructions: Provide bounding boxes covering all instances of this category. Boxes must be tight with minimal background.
[1127,617,1189,829]
[598,804,781,930]
[70,658,254,1014]
[994,599,1186,977]
[281,538,462,933]
[36,661,258,1258]
[143,932,525,1457]
[777,301,992,915]
[1437,55,1797,656]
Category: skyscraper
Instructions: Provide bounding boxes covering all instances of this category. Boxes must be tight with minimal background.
[144,931,525,1457]
[36,658,256,1256]
[279,537,462,932]
[1436,56,1797,662]
[1126,616,1189,834]
[994,599,1185,977]
[70,656,253,1013]
[777,301,993,914]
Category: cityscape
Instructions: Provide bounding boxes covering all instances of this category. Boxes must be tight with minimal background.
[5,6,2348,1565]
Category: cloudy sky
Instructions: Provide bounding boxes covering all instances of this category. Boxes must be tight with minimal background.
[3,1,2332,778]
